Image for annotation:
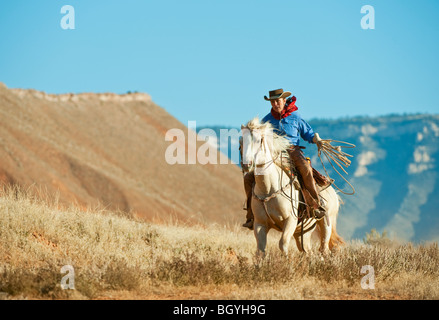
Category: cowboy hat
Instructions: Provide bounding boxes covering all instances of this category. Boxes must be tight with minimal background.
[264,88,291,101]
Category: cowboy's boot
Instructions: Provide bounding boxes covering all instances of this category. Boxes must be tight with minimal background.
[301,188,326,221]
[242,173,254,230]
[242,195,254,230]
[312,196,327,221]
[242,219,254,230]
[313,207,326,220]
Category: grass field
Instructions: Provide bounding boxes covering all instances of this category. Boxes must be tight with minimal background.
[1,186,438,300]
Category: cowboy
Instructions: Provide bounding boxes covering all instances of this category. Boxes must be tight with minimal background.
[242,88,326,230]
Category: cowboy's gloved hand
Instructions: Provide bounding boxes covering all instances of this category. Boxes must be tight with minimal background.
[313,133,324,150]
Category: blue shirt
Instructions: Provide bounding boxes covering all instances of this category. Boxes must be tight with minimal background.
[261,111,315,146]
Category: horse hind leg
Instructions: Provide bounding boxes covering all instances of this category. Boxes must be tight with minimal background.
[316,217,331,255]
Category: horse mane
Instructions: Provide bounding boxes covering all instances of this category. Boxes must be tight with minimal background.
[245,117,291,158]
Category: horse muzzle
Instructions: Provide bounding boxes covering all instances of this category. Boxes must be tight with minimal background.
[242,161,253,172]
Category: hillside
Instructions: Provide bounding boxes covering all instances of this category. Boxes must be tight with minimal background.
[1,81,437,243]
[199,113,439,243]
[0,82,244,226]
[308,114,439,243]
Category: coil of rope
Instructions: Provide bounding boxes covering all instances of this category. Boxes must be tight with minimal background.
[316,136,356,195]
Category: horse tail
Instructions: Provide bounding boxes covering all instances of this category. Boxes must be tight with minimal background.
[329,193,345,250]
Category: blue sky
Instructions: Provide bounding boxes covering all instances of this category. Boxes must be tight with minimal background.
[0,0,438,127]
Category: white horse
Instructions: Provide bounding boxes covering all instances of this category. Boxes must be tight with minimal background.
[241,118,344,257]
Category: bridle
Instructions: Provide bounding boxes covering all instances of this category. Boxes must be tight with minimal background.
[242,130,280,170]
[255,135,280,168]
[242,127,292,222]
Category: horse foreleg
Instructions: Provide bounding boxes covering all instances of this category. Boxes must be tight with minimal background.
[279,216,296,256]
[254,223,269,260]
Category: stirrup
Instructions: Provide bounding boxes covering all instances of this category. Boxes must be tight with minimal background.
[313,207,326,221]
[242,219,254,230]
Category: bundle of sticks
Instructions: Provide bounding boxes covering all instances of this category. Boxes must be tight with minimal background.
[316,138,356,195]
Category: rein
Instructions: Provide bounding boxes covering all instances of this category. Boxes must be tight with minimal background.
[252,181,291,231]
[254,135,280,168]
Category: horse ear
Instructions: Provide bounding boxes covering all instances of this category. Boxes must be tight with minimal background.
[241,124,245,130]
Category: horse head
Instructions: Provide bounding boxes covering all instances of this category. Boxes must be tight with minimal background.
[241,117,290,175]
[240,121,274,174]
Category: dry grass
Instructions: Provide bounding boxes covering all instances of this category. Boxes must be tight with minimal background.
[1,186,438,300]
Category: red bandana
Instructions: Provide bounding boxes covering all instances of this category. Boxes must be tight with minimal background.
[270,96,298,120]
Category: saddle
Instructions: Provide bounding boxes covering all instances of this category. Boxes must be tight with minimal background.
[276,152,332,220]
[277,151,332,188]
[310,163,332,187]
